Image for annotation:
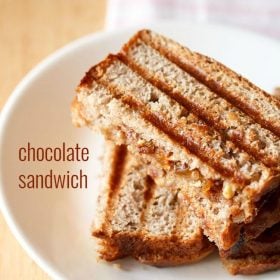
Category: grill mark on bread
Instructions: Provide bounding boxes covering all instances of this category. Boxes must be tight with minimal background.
[143,175,156,202]
[74,30,280,250]
[140,175,156,225]
[137,29,280,138]
[104,144,128,228]
[89,55,277,187]
[79,78,229,185]
[75,80,278,249]
[98,77,246,184]
[92,144,214,265]
[108,144,127,195]
[121,39,280,169]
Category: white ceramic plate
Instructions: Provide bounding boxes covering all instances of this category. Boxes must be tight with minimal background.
[0,21,280,280]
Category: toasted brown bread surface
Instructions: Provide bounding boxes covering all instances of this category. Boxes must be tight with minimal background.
[73,80,280,250]
[221,222,280,274]
[73,30,280,250]
[92,143,214,265]
[92,144,280,274]
[136,29,280,138]
[87,54,276,185]
[221,222,280,258]
[222,254,280,275]
[239,188,280,241]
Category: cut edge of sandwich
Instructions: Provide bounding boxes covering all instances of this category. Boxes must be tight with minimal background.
[91,143,214,266]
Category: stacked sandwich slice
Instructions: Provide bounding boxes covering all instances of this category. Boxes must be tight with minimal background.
[72,29,280,275]
[92,144,214,265]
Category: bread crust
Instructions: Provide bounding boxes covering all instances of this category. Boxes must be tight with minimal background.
[221,222,280,258]
[92,144,214,266]
[93,231,214,265]
[136,29,280,138]
[222,254,280,275]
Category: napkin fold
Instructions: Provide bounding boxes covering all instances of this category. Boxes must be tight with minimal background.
[106,0,280,39]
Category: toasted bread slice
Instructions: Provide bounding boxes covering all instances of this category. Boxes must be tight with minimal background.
[145,158,280,247]
[73,30,280,250]
[222,254,280,275]
[221,223,280,274]
[73,70,279,250]
[121,31,280,170]
[145,158,280,275]
[134,30,280,138]
[241,188,280,240]
[92,144,214,265]
[223,223,280,258]
[79,55,277,185]
[93,144,280,274]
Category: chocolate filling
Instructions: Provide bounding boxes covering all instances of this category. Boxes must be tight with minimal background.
[221,187,280,258]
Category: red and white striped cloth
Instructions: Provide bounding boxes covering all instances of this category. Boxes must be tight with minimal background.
[106,0,280,39]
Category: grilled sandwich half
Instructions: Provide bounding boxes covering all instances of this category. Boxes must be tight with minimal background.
[72,29,280,250]
[92,144,214,265]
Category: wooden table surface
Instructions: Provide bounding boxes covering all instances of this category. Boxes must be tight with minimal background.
[0,1,106,278]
